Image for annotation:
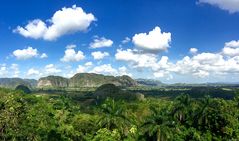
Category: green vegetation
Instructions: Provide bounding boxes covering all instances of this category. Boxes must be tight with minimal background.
[0,86,239,141]
[0,78,37,89]
[94,84,143,104]
[15,85,31,94]
[129,86,238,100]
[136,78,164,86]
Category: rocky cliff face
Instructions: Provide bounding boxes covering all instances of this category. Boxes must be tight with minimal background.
[69,73,138,87]
[37,80,53,88]
[37,76,69,88]
[116,75,138,87]
[37,73,137,88]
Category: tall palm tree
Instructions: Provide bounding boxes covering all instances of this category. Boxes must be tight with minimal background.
[142,106,173,141]
[97,98,131,137]
[234,96,239,108]
[192,95,211,130]
[171,94,192,124]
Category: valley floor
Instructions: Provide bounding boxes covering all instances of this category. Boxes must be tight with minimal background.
[0,86,239,140]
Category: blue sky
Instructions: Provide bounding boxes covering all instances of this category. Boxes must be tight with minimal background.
[1,0,239,83]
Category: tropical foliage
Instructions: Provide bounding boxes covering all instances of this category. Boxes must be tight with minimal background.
[0,87,239,140]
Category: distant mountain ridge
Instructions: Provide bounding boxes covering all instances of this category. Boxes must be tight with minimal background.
[2,74,237,89]
[37,73,138,88]
[136,78,164,86]
[0,78,37,89]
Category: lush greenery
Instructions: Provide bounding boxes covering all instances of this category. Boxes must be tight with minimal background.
[129,86,238,100]
[15,85,31,94]
[0,87,239,141]
[94,84,145,104]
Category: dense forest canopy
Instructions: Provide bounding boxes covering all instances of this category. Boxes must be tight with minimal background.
[0,87,239,141]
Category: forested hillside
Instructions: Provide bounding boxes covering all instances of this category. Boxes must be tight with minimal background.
[0,78,37,89]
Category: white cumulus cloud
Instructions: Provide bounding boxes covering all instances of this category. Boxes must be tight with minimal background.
[45,64,61,74]
[222,47,239,57]
[198,0,239,13]
[190,48,198,54]
[40,53,48,58]
[222,40,239,57]
[14,5,96,41]
[14,19,47,39]
[10,64,20,77]
[76,62,93,73]
[0,64,7,77]
[13,47,39,60]
[115,41,239,79]
[76,65,87,73]
[225,40,239,48]
[90,64,118,75]
[27,68,40,76]
[90,36,113,48]
[91,51,109,60]
[61,45,85,62]
[13,47,47,60]
[121,37,131,44]
[118,66,132,77]
[115,49,158,69]
[85,62,93,67]
[132,26,171,52]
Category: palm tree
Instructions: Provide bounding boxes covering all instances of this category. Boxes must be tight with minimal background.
[234,96,239,108]
[192,95,211,130]
[97,98,131,137]
[171,94,192,124]
[142,106,173,141]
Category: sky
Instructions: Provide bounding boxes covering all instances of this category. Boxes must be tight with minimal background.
[1,0,239,83]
